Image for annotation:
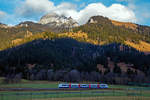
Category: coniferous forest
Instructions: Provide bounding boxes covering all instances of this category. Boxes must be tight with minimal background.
[0,16,150,85]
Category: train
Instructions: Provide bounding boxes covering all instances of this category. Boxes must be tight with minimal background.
[58,83,108,89]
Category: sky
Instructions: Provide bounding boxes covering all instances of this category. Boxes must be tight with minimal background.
[0,0,150,26]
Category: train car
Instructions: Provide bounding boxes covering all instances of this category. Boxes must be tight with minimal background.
[100,84,108,88]
[90,84,98,88]
[71,84,79,88]
[58,83,108,89]
[80,84,89,88]
[58,84,69,88]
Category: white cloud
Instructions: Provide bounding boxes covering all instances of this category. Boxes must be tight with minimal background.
[9,0,136,25]
[61,3,137,25]
[0,10,9,24]
[16,0,136,25]
[16,0,54,18]
[118,0,150,25]
[52,3,77,18]
[0,11,7,19]
[15,0,77,18]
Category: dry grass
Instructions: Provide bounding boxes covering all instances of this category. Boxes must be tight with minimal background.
[12,38,23,45]
[125,40,150,52]
[58,31,102,45]
[111,20,137,30]
[32,96,150,100]
[58,31,88,39]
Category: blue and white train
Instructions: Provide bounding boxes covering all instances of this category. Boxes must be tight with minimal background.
[58,83,108,89]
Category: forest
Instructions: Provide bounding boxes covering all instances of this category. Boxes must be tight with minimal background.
[0,16,150,84]
[0,38,150,84]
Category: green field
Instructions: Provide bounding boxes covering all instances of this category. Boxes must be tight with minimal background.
[1,89,150,100]
[0,78,150,100]
[0,77,149,89]
[32,97,150,100]
[0,77,58,88]
[0,81,149,90]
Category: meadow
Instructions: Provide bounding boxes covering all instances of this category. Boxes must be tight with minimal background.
[0,78,150,100]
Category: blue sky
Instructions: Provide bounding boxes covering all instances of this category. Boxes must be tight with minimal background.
[0,0,150,26]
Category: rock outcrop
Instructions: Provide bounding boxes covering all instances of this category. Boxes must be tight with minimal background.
[0,22,8,28]
[39,13,79,28]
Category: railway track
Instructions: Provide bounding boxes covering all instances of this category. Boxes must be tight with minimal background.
[0,87,123,91]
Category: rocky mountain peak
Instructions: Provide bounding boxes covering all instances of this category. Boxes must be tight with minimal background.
[0,22,8,28]
[87,16,111,25]
[39,13,79,28]
[40,13,59,20]
[17,21,36,27]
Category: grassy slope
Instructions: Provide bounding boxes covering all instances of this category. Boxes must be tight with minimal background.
[125,41,150,52]
[2,31,150,53]
[1,24,150,52]
[1,16,150,52]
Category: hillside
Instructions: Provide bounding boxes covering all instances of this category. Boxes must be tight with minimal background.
[1,15,150,51]
[0,15,150,84]
[0,13,79,50]
[73,16,150,52]
[0,38,150,83]
[111,20,137,30]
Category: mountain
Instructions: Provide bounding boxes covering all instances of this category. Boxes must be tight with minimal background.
[17,21,40,27]
[0,22,8,28]
[88,16,150,36]
[0,14,78,50]
[1,15,150,83]
[0,15,150,52]
[0,13,80,50]
[73,16,150,53]
[39,13,79,28]
[0,21,53,50]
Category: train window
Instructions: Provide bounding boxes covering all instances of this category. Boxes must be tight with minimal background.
[100,84,108,87]
[71,84,79,88]
[72,85,78,86]
[61,84,69,86]
[80,84,88,88]
[81,84,88,86]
